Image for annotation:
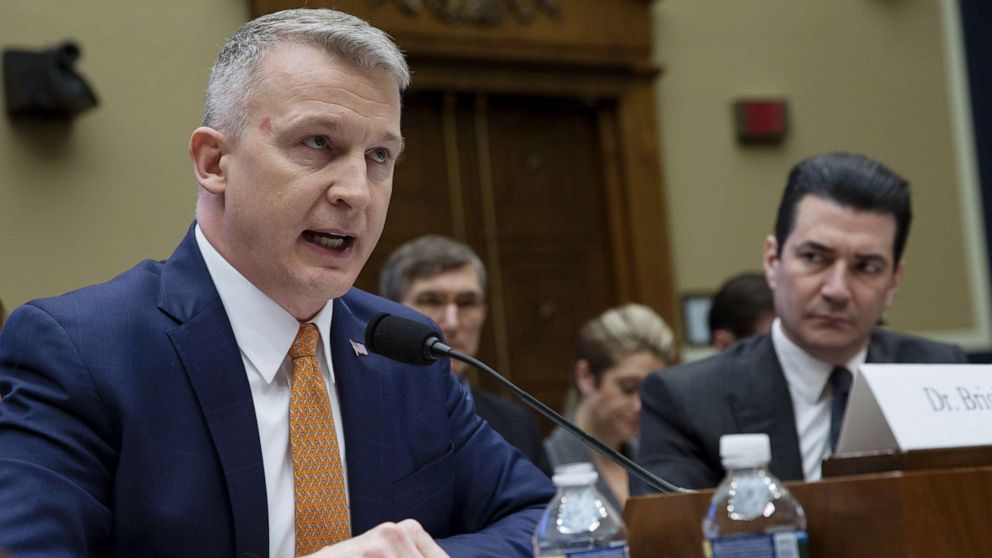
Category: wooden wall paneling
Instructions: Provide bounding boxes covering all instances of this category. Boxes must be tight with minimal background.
[441,92,468,240]
[471,93,513,377]
[453,93,503,390]
[597,103,633,305]
[616,81,681,346]
[391,64,681,341]
[483,94,618,415]
[405,67,683,343]
[252,0,654,69]
[408,61,655,99]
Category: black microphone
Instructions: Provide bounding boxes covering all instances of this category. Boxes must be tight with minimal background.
[365,312,449,365]
[364,312,689,494]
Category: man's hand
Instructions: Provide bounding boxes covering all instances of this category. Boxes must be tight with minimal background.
[305,519,450,557]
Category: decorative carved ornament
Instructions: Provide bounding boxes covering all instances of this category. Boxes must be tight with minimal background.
[373,0,562,26]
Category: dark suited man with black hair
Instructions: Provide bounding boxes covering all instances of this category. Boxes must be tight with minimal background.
[708,272,775,351]
[635,152,966,491]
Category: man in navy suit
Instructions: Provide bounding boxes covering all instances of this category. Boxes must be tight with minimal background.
[0,8,553,557]
[635,153,966,491]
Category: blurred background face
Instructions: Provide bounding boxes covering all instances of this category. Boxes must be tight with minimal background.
[578,350,665,443]
[400,264,487,377]
[711,310,774,351]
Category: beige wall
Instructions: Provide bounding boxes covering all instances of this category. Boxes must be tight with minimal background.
[0,1,249,309]
[653,0,990,350]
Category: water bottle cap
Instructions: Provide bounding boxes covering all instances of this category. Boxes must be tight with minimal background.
[719,433,771,468]
[551,462,599,486]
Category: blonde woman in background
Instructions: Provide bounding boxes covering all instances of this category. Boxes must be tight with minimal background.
[545,303,675,512]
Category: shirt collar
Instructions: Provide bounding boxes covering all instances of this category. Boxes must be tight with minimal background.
[194,225,335,385]
[771,318,866,404]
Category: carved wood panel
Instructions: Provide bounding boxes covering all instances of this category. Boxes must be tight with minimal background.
[252,0,653,68]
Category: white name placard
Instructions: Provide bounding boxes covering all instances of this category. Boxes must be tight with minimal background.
[836,364,992,453]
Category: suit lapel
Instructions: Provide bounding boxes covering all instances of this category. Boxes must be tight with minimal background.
[330,294,389,535]
[160,226,269,557]
[726,336,805,481]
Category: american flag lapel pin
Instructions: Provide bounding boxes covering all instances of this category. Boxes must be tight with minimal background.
[350,339,368,357]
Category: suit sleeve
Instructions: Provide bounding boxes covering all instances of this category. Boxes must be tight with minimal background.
[635,371,724,493]
[436,375,555,557]
[948,345,968,363]
[0,304,115,557]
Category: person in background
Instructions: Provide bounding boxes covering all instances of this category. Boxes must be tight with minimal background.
[544,303,675,512]
[708,271,775,351]
[0,8,552,557]
[635,152,967,492]
[379,234,551,475]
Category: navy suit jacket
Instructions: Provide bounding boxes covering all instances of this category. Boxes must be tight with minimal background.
[634,330,966,492]
[0,226,553,557]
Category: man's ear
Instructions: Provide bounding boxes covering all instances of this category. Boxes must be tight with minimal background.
[711,329,737,351]
[884,258,905,307]
[762,235,780,291]
[189,126,230,195]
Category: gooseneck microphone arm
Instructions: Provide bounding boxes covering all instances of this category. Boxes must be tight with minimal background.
[364,312,690,495]
[442,346,688,494]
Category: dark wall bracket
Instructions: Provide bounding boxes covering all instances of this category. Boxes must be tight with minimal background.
[3,41,98,120]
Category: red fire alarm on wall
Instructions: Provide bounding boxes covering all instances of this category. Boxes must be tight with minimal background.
[733,98,788,144]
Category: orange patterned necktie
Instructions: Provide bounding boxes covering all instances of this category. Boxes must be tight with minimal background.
[289,323,350,555]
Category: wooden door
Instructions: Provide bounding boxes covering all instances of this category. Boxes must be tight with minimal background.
[356,90,619,423]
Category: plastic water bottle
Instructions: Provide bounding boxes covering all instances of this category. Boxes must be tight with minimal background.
[532,462,629,557]
[702,434,809,558]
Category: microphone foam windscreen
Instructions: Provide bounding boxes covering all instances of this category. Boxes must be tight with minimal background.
[364,313,439,365]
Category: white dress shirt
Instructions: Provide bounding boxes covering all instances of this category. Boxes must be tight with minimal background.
[771,318,865,481]
[195,225,350,558]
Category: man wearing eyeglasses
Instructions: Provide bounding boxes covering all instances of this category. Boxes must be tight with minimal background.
[380,235,551,475]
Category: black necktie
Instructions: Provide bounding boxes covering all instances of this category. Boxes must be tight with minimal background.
[829,366,853,452]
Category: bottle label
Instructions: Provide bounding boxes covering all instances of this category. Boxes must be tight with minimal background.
[703,530,808,558]
[538,542,629,558]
